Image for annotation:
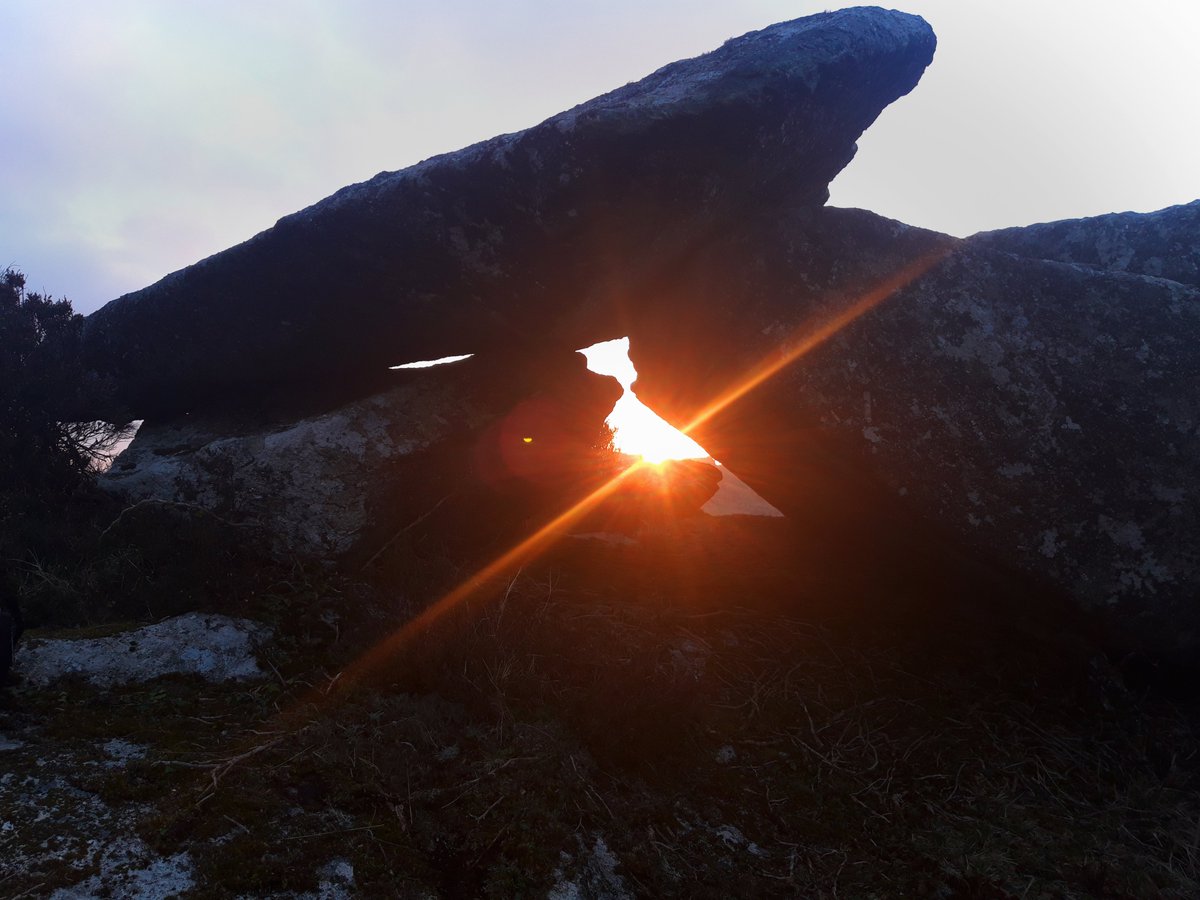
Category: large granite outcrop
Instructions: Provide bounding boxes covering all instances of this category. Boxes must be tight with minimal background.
[83,8,935,419]
[970,200,1200,289]
[101,353,620,560]
[83,6,1200,658]
[628,207,1200,654]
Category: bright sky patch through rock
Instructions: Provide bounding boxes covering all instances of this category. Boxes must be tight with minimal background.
[578,337,709,465]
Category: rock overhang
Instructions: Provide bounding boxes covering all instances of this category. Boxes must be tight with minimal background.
[81,7,936,420]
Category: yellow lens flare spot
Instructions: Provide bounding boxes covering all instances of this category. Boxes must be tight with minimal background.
[522,436,533,443]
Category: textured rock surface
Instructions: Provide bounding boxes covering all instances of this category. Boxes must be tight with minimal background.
[630,207,1200,653]
[16,614,268,688]
[83,8,935,419]
[0,741,198,900]
[549,835,633,900]
[971,200,1200,288]
[102,376,474,560]
[102,353,620,560]
[70,6,1200,658]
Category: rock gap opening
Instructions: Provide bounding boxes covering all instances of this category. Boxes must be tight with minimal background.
[577,337,708,465]
[389,354,474,370]
[577,337,782,518]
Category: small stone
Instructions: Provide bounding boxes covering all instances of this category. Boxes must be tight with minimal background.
[16,614,269,688]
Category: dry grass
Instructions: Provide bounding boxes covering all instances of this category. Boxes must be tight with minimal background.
[3,513,1198,897]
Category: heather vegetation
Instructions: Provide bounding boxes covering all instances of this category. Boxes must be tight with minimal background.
[0,268,128,491]
[0,268,263,630]
[1,266,121,623]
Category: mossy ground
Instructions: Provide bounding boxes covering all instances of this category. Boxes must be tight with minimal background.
[2,512,1198,898]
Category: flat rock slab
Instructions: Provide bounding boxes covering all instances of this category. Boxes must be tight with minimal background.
[16,614,269,688]
[971,199,1200,288]
[82,8,935,419]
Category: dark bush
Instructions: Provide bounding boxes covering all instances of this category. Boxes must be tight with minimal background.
[0,267,129,494]
[0,267,135,622]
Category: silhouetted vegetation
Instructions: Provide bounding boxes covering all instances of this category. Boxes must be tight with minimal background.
[0,267,129,493]
[0,268,269,628]
[2,268,115,614]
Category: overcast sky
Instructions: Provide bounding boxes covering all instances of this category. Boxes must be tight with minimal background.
[3,1,1197,314]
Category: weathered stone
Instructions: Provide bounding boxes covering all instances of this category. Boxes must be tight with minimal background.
[629,207,1200,655]
[970,200,1200,288]
[82,8,935,419]
[16,614,268,688]
[102,352,620,560]
[549,835,632,900]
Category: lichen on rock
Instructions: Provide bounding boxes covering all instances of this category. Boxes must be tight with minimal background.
[16,614,269,688]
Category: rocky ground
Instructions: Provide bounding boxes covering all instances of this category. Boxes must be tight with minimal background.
[3,509,1198,898]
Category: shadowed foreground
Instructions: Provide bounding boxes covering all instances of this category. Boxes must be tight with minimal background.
[2,490,1197,897]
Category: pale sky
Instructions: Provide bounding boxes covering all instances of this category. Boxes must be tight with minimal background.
[2,1,1197,314]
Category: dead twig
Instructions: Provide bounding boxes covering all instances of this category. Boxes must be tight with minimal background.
[100,497,259,540]
[281,824,383,841]
[197,735,284,804]
[440,756,534,809]
[223,814,252,835]
[359,494,453,571]
[471,795,504,823]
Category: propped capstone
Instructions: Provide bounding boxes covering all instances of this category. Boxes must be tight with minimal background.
[83,8,935,419]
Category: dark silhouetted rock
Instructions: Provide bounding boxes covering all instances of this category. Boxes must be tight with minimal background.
[80,5,1200,662]
[581,458,724,534]
[629,207,1200,655]
[83,8,935,419]
[971,200,1200,288]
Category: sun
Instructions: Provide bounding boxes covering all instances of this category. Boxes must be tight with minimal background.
[605,392,709,464]
[578,337,710,465]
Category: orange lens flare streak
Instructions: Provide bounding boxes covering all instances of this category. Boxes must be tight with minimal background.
[305,248,950,703]
[334,462,646,692]
[679,248,950,438]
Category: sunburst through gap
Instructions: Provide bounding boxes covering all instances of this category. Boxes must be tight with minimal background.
[578,337,710,465]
